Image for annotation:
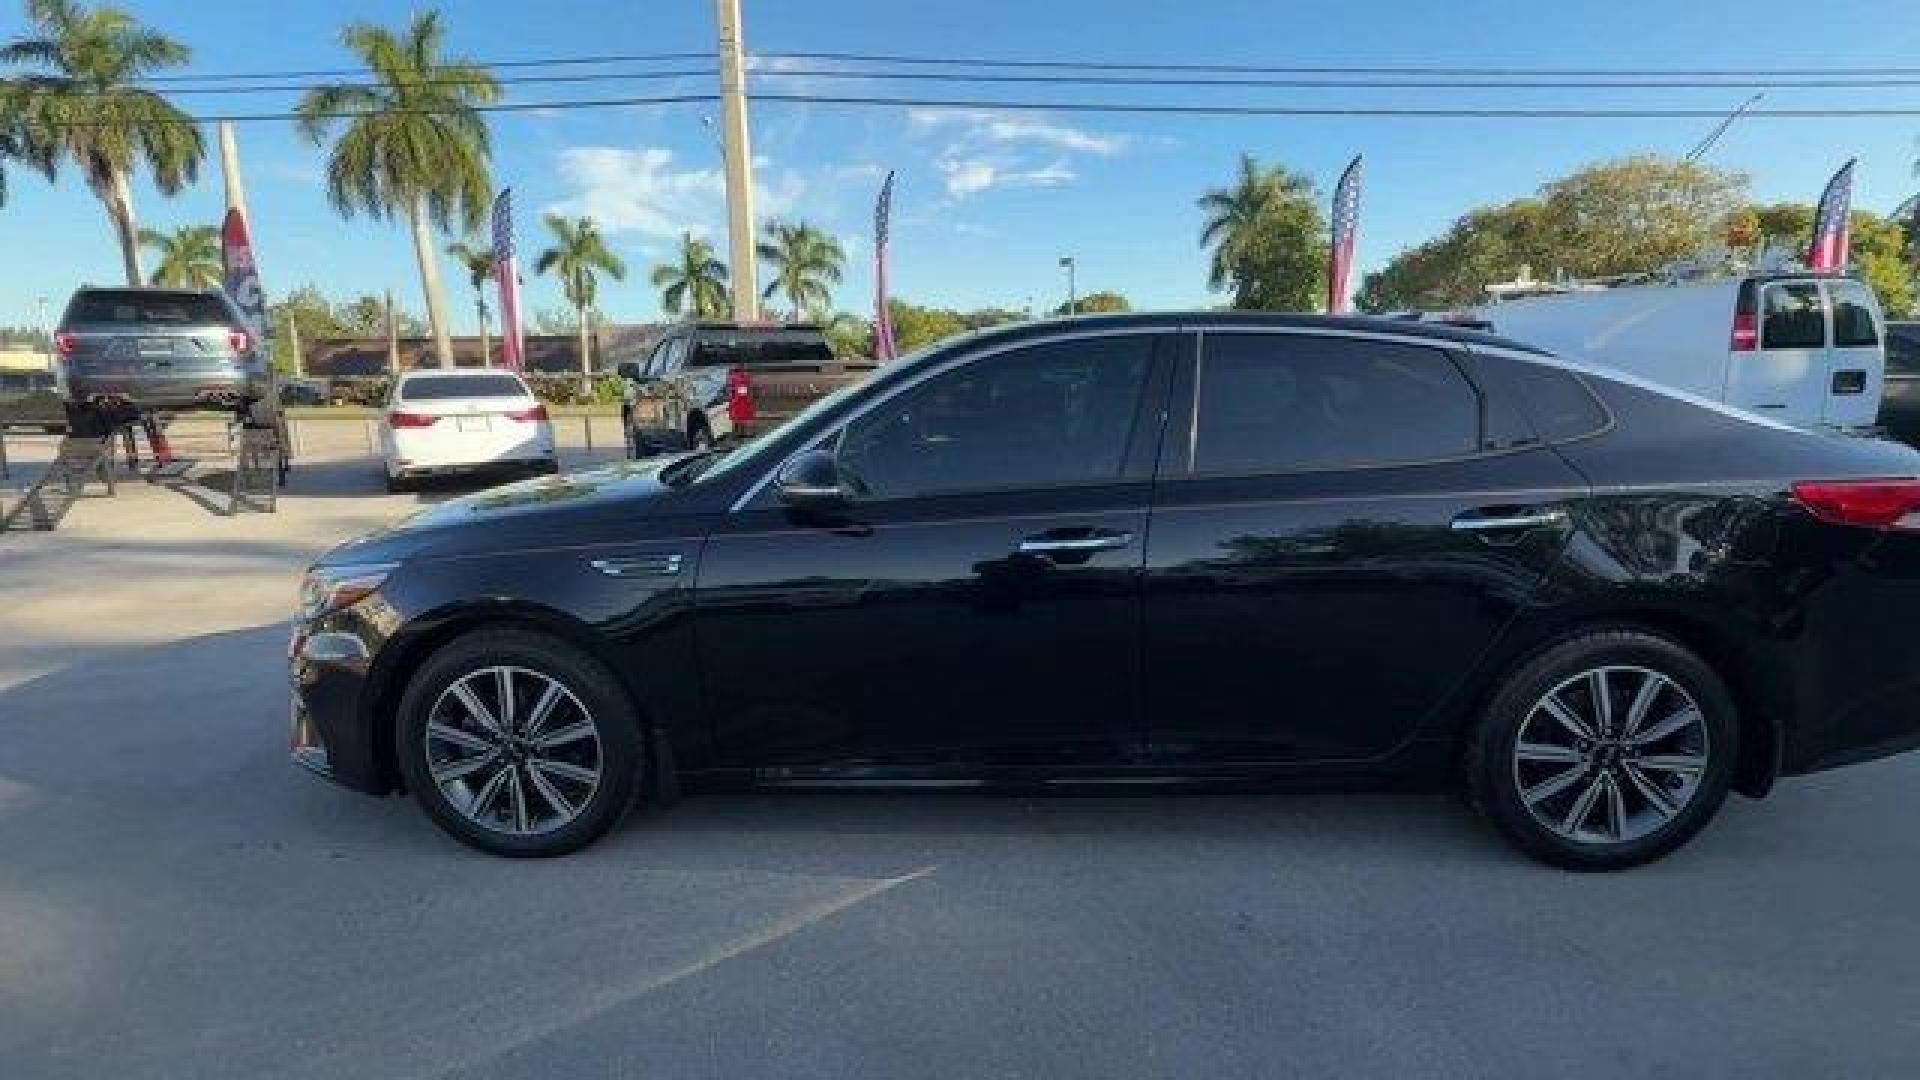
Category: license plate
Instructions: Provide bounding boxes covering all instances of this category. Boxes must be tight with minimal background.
[457,416,489,433]
[138,338,173,356]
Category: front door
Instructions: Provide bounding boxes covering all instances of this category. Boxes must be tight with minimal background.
[1142,331,1585,763]
[695,332,1170,771]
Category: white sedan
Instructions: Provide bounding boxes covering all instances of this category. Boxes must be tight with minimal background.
[379,370,558,492]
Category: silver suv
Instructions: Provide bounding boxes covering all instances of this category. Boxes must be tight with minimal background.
[55,287,273,430]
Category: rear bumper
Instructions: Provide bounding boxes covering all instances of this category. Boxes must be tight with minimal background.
[67,370,266,411]
[390,427,556,474]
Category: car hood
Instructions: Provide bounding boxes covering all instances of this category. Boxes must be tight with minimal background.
[317,456,694,567]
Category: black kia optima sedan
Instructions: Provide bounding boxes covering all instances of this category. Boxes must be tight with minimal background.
[291,313,1920,869]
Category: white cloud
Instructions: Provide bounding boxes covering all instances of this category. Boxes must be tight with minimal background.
[547,146,806,239]
[910,109,1123,199]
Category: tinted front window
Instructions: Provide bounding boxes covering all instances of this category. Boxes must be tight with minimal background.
[400,375,529,400]
[1888,325,1920,377]
[1501,360,1608,441]
[836,335,1153,499]
[1193,335,1479,474]
[65,290,232,326]
[1830,282,1879,348]
[1762,283,1826,350]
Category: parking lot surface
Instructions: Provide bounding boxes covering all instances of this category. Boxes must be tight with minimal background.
[4,425,1920,1079]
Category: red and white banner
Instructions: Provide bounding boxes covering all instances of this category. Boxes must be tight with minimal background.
[220,207,267,346]
[873,170,898,362]
[1806,158,1856,272]
[491,188,525,370]
[1327,155,1363,314]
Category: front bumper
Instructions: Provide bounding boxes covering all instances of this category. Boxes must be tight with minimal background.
[288,616,392,796]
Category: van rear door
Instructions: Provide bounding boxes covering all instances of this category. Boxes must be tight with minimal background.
[1727,279,1828,427]
[1820,278,1884,429]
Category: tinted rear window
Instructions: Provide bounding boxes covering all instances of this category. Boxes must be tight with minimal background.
[1830,282,1879,348]
[1502,361,1609,441]
[687,333,832,367]
[1192,335,1479,474]
[1889,325,1920,377]
[65,291,232,325]
[1762,283,1826,350]
[399,374,529,400]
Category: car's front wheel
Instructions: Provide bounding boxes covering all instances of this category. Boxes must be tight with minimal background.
[1467,630,1737,871]
[395,627,644,857]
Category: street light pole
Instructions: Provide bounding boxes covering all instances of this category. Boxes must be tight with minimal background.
[714,0,758,320]
[1059,256,1076,315]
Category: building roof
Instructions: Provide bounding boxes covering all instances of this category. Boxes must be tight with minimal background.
[302,334,590,378]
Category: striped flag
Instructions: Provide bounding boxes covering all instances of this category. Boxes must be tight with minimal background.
[220,207,267,347]
[1326,155,1363,314]
[1806,158,1856,272]
[491,189,525,370]
[873,170,898,362]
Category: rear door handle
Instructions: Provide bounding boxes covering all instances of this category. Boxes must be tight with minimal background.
[1017,529,1135,555]
[1449,509,1567,533]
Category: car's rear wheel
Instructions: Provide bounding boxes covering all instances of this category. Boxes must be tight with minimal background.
[395,627,644,857]
[689,418,713,451]
[1466,630,1737,871]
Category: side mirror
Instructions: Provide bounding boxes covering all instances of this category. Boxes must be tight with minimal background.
[615,362,640,381]
[776,449,849,513]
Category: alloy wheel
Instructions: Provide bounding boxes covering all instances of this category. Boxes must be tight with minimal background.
[1511,665,1709,845]
[424,665,603,836]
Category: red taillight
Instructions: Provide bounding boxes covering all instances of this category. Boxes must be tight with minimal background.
[504,404,548,423]
[1791,479,1920,530]
[54,332,78,356]
[387,411,438,429]
[1730,309,1758,352]
[228,328,250,353]
[725,366,756,426]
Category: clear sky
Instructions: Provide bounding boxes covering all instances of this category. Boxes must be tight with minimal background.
[2,0,1919,333]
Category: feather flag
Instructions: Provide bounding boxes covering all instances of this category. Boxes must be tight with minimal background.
[1326,155,1363,314]
[220,207,267,347]
[492,189,525,371]
[873,171,898,362]
[1806,159,1856,272]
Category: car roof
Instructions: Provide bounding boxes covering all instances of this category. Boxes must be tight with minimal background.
[397,369,528,380]
[949,311,1549,356]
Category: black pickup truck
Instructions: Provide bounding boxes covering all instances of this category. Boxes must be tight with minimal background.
[616,321,876,457]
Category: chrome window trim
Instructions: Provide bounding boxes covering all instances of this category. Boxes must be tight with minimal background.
[727,321,1615,513]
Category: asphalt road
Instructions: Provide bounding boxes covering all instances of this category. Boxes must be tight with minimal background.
[4,432,1920,1079]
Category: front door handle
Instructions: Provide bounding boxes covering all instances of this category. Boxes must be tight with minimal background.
[1017,529,1135,555]
[1449,509,1568,533]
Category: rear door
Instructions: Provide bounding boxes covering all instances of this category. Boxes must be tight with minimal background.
[1821,278,1884,428]
[1733,280,1828,427]
[1140,331,1587,764]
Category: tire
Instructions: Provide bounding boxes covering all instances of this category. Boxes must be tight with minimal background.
[1465,630,1738,871]
[688,418,713,451]
[63,403,108,438]
[384,469,414,494]
[395,626,645,857]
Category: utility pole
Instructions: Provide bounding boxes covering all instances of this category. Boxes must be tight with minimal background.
[288,314,304,379]
[714,0,758,320]
[1059,256,1077,315]
[218,122,249,219]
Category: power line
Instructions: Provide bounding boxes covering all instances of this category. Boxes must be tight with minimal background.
[112,69,716,96]
[22,91,1920,130]
[759,49,1920,80]
[755,67,1920,90]
[135,51,712,84]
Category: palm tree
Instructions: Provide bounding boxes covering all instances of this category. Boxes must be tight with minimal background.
[139,223,220,287]
[756,219,843,319]
[1,0,204,285]
[534,214,625,388]
[295,10,497,368]
[650,233,729,319]
[1197,153,1318,303]
[445,238,496,366]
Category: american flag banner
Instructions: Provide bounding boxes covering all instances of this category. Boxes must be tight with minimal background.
[1326,155,1363,314]
[491,188,525,370]
[873,170,899,362]
[1806,158,1856,272]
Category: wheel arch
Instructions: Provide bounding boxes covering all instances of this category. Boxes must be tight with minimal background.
[362,600,660,795]
[1454,603,1784,799]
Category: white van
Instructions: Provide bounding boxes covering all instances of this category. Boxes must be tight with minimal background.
[1473,275,1885,431]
